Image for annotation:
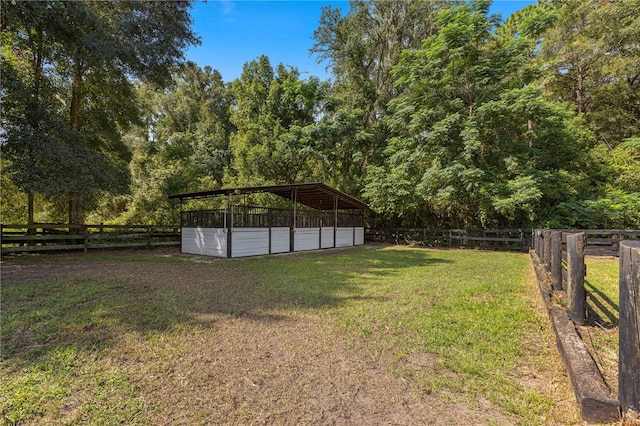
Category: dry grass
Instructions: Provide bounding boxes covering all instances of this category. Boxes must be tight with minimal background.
[1,245,581,425]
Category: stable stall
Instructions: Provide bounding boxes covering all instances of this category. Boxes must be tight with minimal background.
[168,182,368,258]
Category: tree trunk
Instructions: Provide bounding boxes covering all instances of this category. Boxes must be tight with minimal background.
[68,60,85,228]
[27,193,34,226]
[26,192,35,245]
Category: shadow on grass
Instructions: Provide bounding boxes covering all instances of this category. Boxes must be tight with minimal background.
[584,279,619,326]
[1,245,452,365]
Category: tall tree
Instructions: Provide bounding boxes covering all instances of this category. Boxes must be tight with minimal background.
[229,56,327,186]
[311,0,449,194]
[122,63,234,224]
[539,0,640,145]
[537,0,640,227]
[365,0,590,228]
[1,1,199,226]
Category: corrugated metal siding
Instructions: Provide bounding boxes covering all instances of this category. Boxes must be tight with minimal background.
[231,228,270,257]
[354,227,365,245]
[182,227,227,257]
[321,227,334,248]
[294,228,320,252]
[270,227,290,253]
[336,227,354,247]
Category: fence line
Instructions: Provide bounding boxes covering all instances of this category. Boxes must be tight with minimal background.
[1,223,180,255]
[366,228,529,251]
[534,229,640,420]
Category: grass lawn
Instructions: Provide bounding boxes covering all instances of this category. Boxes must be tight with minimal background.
[581,256,620,398]
[1,245,579,424]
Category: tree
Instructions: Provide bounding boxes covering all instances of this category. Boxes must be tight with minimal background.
[311,0,448,195]
[365,0,590,228]
[1,1,199,226]
[539,0,640,145]
[121,63,234,224]
[229,56,327,186]
[537,0,640,228]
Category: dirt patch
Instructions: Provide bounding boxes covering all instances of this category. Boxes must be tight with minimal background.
[1,249,579,424]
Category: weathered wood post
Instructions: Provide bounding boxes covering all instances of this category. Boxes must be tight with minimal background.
[82,224,88,253]
[619,240,640,416]
[543,229,552,270]
[551,231,563,291]
[567,232,587,325]
[535,229,543,260]
[147,225,153,249]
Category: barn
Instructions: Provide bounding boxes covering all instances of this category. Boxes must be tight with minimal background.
[168,182,368,258]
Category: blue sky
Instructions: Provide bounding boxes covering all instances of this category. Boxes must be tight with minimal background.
[186,0,537,83]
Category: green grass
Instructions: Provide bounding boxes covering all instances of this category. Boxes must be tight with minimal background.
[1,246,571,424]
[583,256,620,395]
[585,256,619,327]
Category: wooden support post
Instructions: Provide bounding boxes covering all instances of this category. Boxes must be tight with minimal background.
[290,189,297,253]
[551,231,563,291]
[534,229,542,259]
[82,224,88,253]
[543,230,552,270]
[226,196,232,258]
[333,195,337,249]
[268,209,272,254]
[619,240,640,415]
[567,232,586,325]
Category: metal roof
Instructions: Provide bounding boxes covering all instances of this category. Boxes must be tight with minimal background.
[168,182,369,211]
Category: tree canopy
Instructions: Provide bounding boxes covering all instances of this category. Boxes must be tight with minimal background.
[2,0,638,229]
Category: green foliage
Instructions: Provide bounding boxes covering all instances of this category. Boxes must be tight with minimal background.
[1,0,637,228]
[365,1,590,228]
[1,0,199,224]
[310,0,447,195]
[539,0,640,142]
[229,57,327,185]
[119,63,233,224]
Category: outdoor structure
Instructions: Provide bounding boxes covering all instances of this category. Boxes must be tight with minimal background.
[168,182,368,258]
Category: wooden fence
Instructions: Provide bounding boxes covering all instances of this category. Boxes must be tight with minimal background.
[533,230,640,418]
[619,241,640,416]
[366,228,529,251]
[1,223,180,255]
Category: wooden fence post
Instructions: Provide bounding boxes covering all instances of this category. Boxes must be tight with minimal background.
[567,232,586,325]
[83,224,88,253]
[543,230,552,270]
[535,229,543,260]
[619,240,640,415]
[551,231,563,291]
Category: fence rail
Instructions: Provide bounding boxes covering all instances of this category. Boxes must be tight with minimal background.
[1,224,180,255]
[534,229,640,420]
[181,208,365,229]
[366,228,529,251]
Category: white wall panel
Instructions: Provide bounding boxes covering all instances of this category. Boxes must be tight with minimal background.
[354,227,365,245]
[321,227,334,248]
[336,227,354,247]
[182,227,227,257]
[270,227,290,254]
[294,228,320,252]
[231,228,269,257]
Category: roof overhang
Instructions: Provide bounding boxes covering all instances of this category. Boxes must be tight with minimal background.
[168,182,369,211]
